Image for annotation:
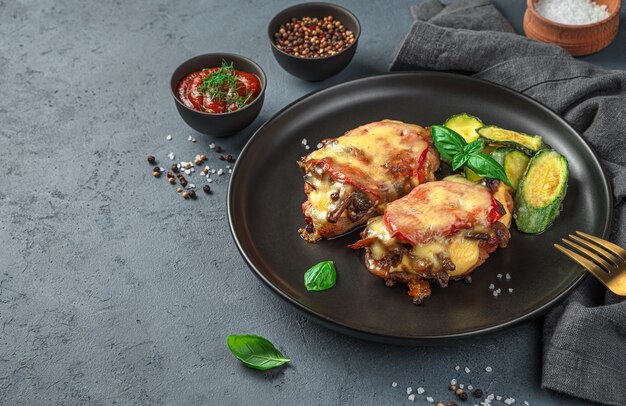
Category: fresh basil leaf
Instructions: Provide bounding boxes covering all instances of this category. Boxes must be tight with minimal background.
[451,153,470,171]
[304,261,336,291]
[431,125,466,162]
[227,334,290,371]
[463,140,484,155]
[466,154,512,187]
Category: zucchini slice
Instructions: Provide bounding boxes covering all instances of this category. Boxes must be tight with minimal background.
[514,150,568,234]
[490,148,531,191]
[444,113,483,143]
[478,126,545,155]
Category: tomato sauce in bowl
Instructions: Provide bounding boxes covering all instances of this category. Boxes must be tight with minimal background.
[177,62,262,114]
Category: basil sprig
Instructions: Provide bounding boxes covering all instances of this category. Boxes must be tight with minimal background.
[227,334,290,370]
[431,125,511,187]
[304,261,337,291]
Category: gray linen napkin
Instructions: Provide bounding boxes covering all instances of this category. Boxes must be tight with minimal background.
[390,1,626,405]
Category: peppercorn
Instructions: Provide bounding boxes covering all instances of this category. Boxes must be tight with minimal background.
[189,189,197,199]
[168,177,175,184]
[203,185,211,194]
[184,162,192,169]
[167,171,174,178]
[437,403,444,406]
[412,298,423,306]
[449,385,456,391]
[147,155,156,164]
[218,155,225,161]
[191,137,197,143]
[225,154,234,162]
[153,166,161,174]
[459,393,468,402]
[171,164,179,173]
[200,154,207,161]
[194,158,203,165]
[448,402,458,406]
[455,389,463,396]
[274,15,355,59]
[472,389,483,398]
[152,171,160,178]
[177,174,188,187]
[177,187,183,193]
[182,191,189,199]
[214,145,222,153]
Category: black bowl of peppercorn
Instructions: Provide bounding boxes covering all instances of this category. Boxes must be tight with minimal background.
[268,2,360,81]
[170,53,266,137]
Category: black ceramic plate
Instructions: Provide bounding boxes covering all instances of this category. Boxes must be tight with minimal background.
[228,72,612,344]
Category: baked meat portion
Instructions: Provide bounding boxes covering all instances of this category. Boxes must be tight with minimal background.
[298,120,440,243]
[349,175,513,304]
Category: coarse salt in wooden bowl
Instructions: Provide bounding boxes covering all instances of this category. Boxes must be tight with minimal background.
[524,0,621,56]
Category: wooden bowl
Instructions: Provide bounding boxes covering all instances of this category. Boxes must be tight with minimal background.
[524,0,621,56]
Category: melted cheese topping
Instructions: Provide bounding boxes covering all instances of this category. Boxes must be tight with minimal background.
[303,120,435,199]
[384,177,496,245]
[364,216,481,277]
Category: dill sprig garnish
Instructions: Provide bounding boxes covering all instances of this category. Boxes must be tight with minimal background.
[197,60,253,112]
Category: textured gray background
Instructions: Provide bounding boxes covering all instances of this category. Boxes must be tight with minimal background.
[1,0,624,405]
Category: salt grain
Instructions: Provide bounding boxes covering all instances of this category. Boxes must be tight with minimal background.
[217,168,224,176]
[317,142,323,149]
[459,384,464,389]
[417,387,425,394]
[305,145,310,150]
[464,367,470,373]
[391,382,398,388]
[504,398,515,405]
[485,366,493,372]
[207,179,213,183]
[188,136,192,141]
[450,379,457,385]
[509,288,514,293]
[455,365,460,371]
[496,396,502,401]
[468,385,473,390]
[209,143,215,149]
[166,135,172,141]
[505,273,511,280]
[184,169,191,175]
[406,387,412,394]
[524,402,530,405]
[535,0,609,25]
[497,273,502,279]
[489,284,495,290]
[408,394,415,401]
[426,397,434,403]
[301,138,308,145]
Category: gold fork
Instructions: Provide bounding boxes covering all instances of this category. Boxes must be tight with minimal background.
[554,231,626,296]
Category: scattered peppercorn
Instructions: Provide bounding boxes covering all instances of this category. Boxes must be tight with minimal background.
[177,187,183,193]
[189,189,197,199]
[191,137,197,143]
[455,389,463,396]
[412,298,423,306]
[449,385,456,391]
[203,185,211,194]
[200,154,207,161]
[168,177,175,184]
[214,145,222,153]
[182,191,189,199]
[459,392,468,402]
[153,166,161,174]
[472,389,483,398]
[167,171,174,178]
[448,402,458,406]
[184,162,192,169]
[194,158,203,165]
[437,403,444,406]
[225,154,234,162]
[152,171,161,178]
[177,173,188,187]
[273,16,356,58]
[172,164,179,173]
[147,155,156,164]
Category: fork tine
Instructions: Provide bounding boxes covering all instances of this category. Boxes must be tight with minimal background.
[554,243,609,283]
[576,231,626,261]
[562,238,613,273]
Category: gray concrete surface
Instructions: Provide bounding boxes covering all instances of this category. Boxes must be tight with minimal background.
[1,0,623,404]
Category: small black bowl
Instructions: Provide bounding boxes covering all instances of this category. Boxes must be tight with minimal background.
[268,2,360,81]
[170,53,266,137]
